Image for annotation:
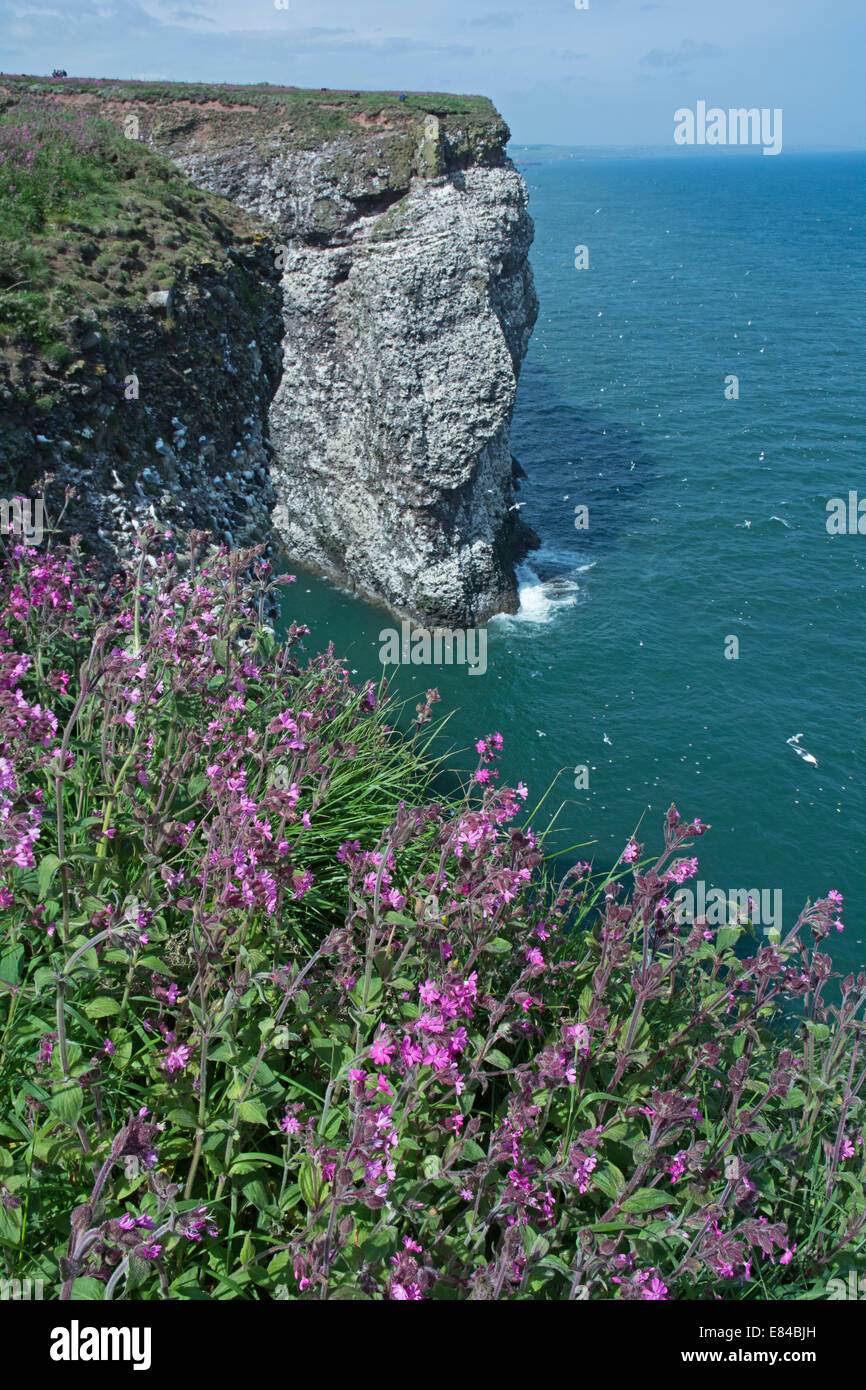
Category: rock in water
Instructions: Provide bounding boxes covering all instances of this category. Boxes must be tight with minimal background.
[163,98,539,625]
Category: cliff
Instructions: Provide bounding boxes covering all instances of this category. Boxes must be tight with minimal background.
[0,79,538,623]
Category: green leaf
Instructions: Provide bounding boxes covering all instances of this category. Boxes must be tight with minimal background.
[207,1269,251,1300]
[106,1031,133,1071]
[717,925,742,950]
[484,1048,511,1070]
[37,853,61,901]
[621,1188,673,1214]
[0,1204,23,1245]
[592,1163,625,1200]
[124,1254,152,1296]
[49,1081,83,1128]
[166,1108,199,1129]
[602,1121,629,1142]
[83,996,121,1019]
[248,1059,277,1088]
[0,946,24,986]
[362,1227,396,1262]
[69,1277,106,1300]
[229,1152,284,1174]
[241,1179,270,1212]
[422,1154,441,1180]
[483,937,511,954]
[137,955,173,975]
[237,1100,268,1125]
[320,1107,344,1142]
[781,1087,807,1109]
[68,946,99,974]
[521,1227,550,1260]
[350,975,382,1009]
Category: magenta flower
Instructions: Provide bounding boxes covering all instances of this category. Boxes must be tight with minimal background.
[369,1029,395,1066]
[161,1043,192,1073]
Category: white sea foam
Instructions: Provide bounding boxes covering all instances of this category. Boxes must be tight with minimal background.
[493,562,592,626]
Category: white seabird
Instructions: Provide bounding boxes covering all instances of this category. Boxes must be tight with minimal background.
[787,733,819,767]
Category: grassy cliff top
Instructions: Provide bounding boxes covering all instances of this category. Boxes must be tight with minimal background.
[0,76,506,148]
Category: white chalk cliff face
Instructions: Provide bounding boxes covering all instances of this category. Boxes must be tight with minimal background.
[161,104,538,624]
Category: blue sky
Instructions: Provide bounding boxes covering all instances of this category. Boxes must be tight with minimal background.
[1,0,863,148]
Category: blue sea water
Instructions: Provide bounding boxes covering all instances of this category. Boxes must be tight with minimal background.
[279,150,866,968]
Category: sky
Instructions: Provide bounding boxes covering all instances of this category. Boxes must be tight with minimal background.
[1,0,864,148]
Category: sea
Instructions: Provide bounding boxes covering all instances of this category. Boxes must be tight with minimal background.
[278,148,866,969]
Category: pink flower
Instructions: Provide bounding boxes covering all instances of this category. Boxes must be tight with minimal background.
[369,1030,395,1066]
[667,1150,687,1182]
[663,856,699,887]
[161,1043,192,1073]
[291,869,313,900]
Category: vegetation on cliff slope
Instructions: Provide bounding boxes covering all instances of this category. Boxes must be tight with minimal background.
[0,92,269,361]
[0,514,863,1301]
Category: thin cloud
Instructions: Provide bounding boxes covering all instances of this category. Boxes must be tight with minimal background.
[641,39,721,71]
[467,10,517,27]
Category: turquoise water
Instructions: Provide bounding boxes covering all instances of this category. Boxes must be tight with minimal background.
[278,150,866,967]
